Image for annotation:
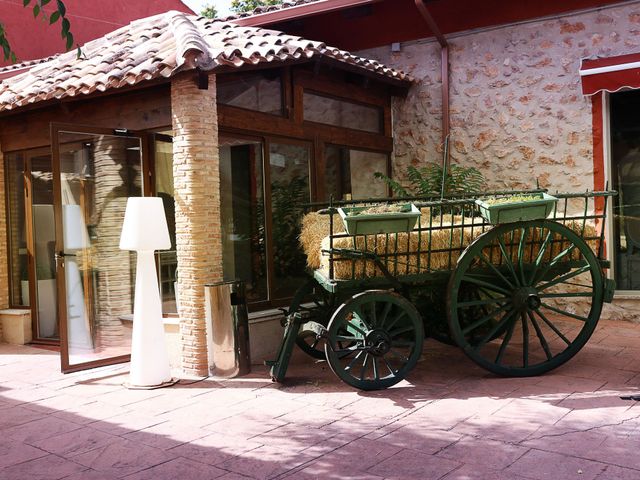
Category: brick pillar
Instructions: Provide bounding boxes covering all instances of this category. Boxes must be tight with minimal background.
[171,75,222,376]
[0,146,9,310]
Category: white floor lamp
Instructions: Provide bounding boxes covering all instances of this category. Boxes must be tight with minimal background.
[120,197,175,389]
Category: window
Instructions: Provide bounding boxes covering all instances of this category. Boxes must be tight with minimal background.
[303,91,383,133]
[323,146,389,201]
[218,71,283,115]
[220,136,268,303]
[219,135,311,307]
[610,90,640,291]
[5,152,27,307]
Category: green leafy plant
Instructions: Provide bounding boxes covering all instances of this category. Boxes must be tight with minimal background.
[200,4,218,19]
[231,0,282,14]
[374,163,485,198]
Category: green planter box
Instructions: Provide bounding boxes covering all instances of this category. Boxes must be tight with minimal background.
[475,193,558,224]
[338,204,421,235]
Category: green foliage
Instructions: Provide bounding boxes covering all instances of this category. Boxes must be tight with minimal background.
[271,176,309,278]
[201,4,218,19]
[1,0,77,63]
[374,163,485,198]
[231,0,282,14]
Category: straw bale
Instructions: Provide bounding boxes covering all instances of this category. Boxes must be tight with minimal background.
[299,210,599,281]
[299,212,344,270]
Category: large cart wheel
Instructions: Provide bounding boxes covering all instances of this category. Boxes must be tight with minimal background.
[448,220,604,377]
[325,290,424,390]
[288,277,338,359]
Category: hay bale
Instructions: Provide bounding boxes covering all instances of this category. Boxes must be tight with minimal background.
[300,208,600,281]
[299,212,344,270]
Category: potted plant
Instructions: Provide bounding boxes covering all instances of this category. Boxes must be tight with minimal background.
[475,192,558,224]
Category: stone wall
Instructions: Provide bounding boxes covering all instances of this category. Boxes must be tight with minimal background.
[0,146,8,342]
[359,3,640,320]
[171,74,222,376]
[360,3,640,192]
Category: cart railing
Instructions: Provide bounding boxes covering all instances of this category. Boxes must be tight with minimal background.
[312,189,615,283]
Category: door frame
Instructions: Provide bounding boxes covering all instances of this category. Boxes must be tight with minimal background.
[51,122,148,373]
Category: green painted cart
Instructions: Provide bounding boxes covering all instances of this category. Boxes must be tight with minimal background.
[268,189,616,390]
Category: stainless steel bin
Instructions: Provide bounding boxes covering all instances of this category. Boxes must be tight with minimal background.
[204,280,251,377]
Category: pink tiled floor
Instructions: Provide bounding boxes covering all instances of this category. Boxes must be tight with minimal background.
[0,318,639,479]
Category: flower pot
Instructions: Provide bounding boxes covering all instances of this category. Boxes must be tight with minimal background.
[338,203,421,235]
[475,193,558,225]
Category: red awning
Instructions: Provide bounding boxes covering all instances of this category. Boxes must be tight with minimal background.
[580,52,640,95]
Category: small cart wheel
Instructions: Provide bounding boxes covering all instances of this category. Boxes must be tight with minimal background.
[448,220,604,376]
[288,277,338,359]
[325,290,424,390]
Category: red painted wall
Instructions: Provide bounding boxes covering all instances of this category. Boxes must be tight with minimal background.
[0,0,194,66]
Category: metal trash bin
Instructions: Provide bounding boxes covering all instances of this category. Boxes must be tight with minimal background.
[204,280,251,377]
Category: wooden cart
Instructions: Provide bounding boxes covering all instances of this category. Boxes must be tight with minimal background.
[267,189,616,390]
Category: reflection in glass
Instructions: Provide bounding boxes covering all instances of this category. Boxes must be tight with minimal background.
[219,136,268,303]
[154,138,177,314]
[269,143,311,300]
[217,71,283,115]
[58,132,141,366]
[6,153,27,307]
[303,91,383,133]
[324,146,388,201]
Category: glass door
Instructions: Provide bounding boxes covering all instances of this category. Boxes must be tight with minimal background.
[52,124,145,372]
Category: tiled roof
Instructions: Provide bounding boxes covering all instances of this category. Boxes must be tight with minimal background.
[0,10,410,113]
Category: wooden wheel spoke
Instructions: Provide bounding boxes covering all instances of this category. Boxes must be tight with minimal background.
[473,309,517,350]
[380,302,393,327]
[461,302,512,336]
[382,357,397,375]
[522,312,529,368]
[534,308,571,345]
[458,296,510,308]
[389,325,415,338]
[538,292,593,299]
[360,353,370,380]
[534,243,578,285]
[540,302,588,322]
[477,252,516,289]
[494,316,516,365]
[384,311,407,331]
[368,302,379,328]
[527,311,553,361]
[372,357,380,381]
[344,351,364,371]
[528,229,553,284]
[497,235,521,287]
[517,227,529,286]
[462,274,511,295]
[536,265,591,292]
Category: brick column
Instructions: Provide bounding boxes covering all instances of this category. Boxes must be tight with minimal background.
[171,74,222,376]
[0,146,9,310]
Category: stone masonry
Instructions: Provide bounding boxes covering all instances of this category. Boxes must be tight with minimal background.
[361,3,640,192]
[360,2,640,320]
[171,74,222,376]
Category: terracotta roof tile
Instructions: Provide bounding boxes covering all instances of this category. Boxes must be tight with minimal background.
[0,10,411,112]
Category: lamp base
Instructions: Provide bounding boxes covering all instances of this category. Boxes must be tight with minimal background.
[124,377,179,390]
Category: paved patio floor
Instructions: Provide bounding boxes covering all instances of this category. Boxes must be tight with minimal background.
[1,318,639,479]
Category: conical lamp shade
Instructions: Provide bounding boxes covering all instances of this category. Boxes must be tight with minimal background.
[120,197,171,251]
